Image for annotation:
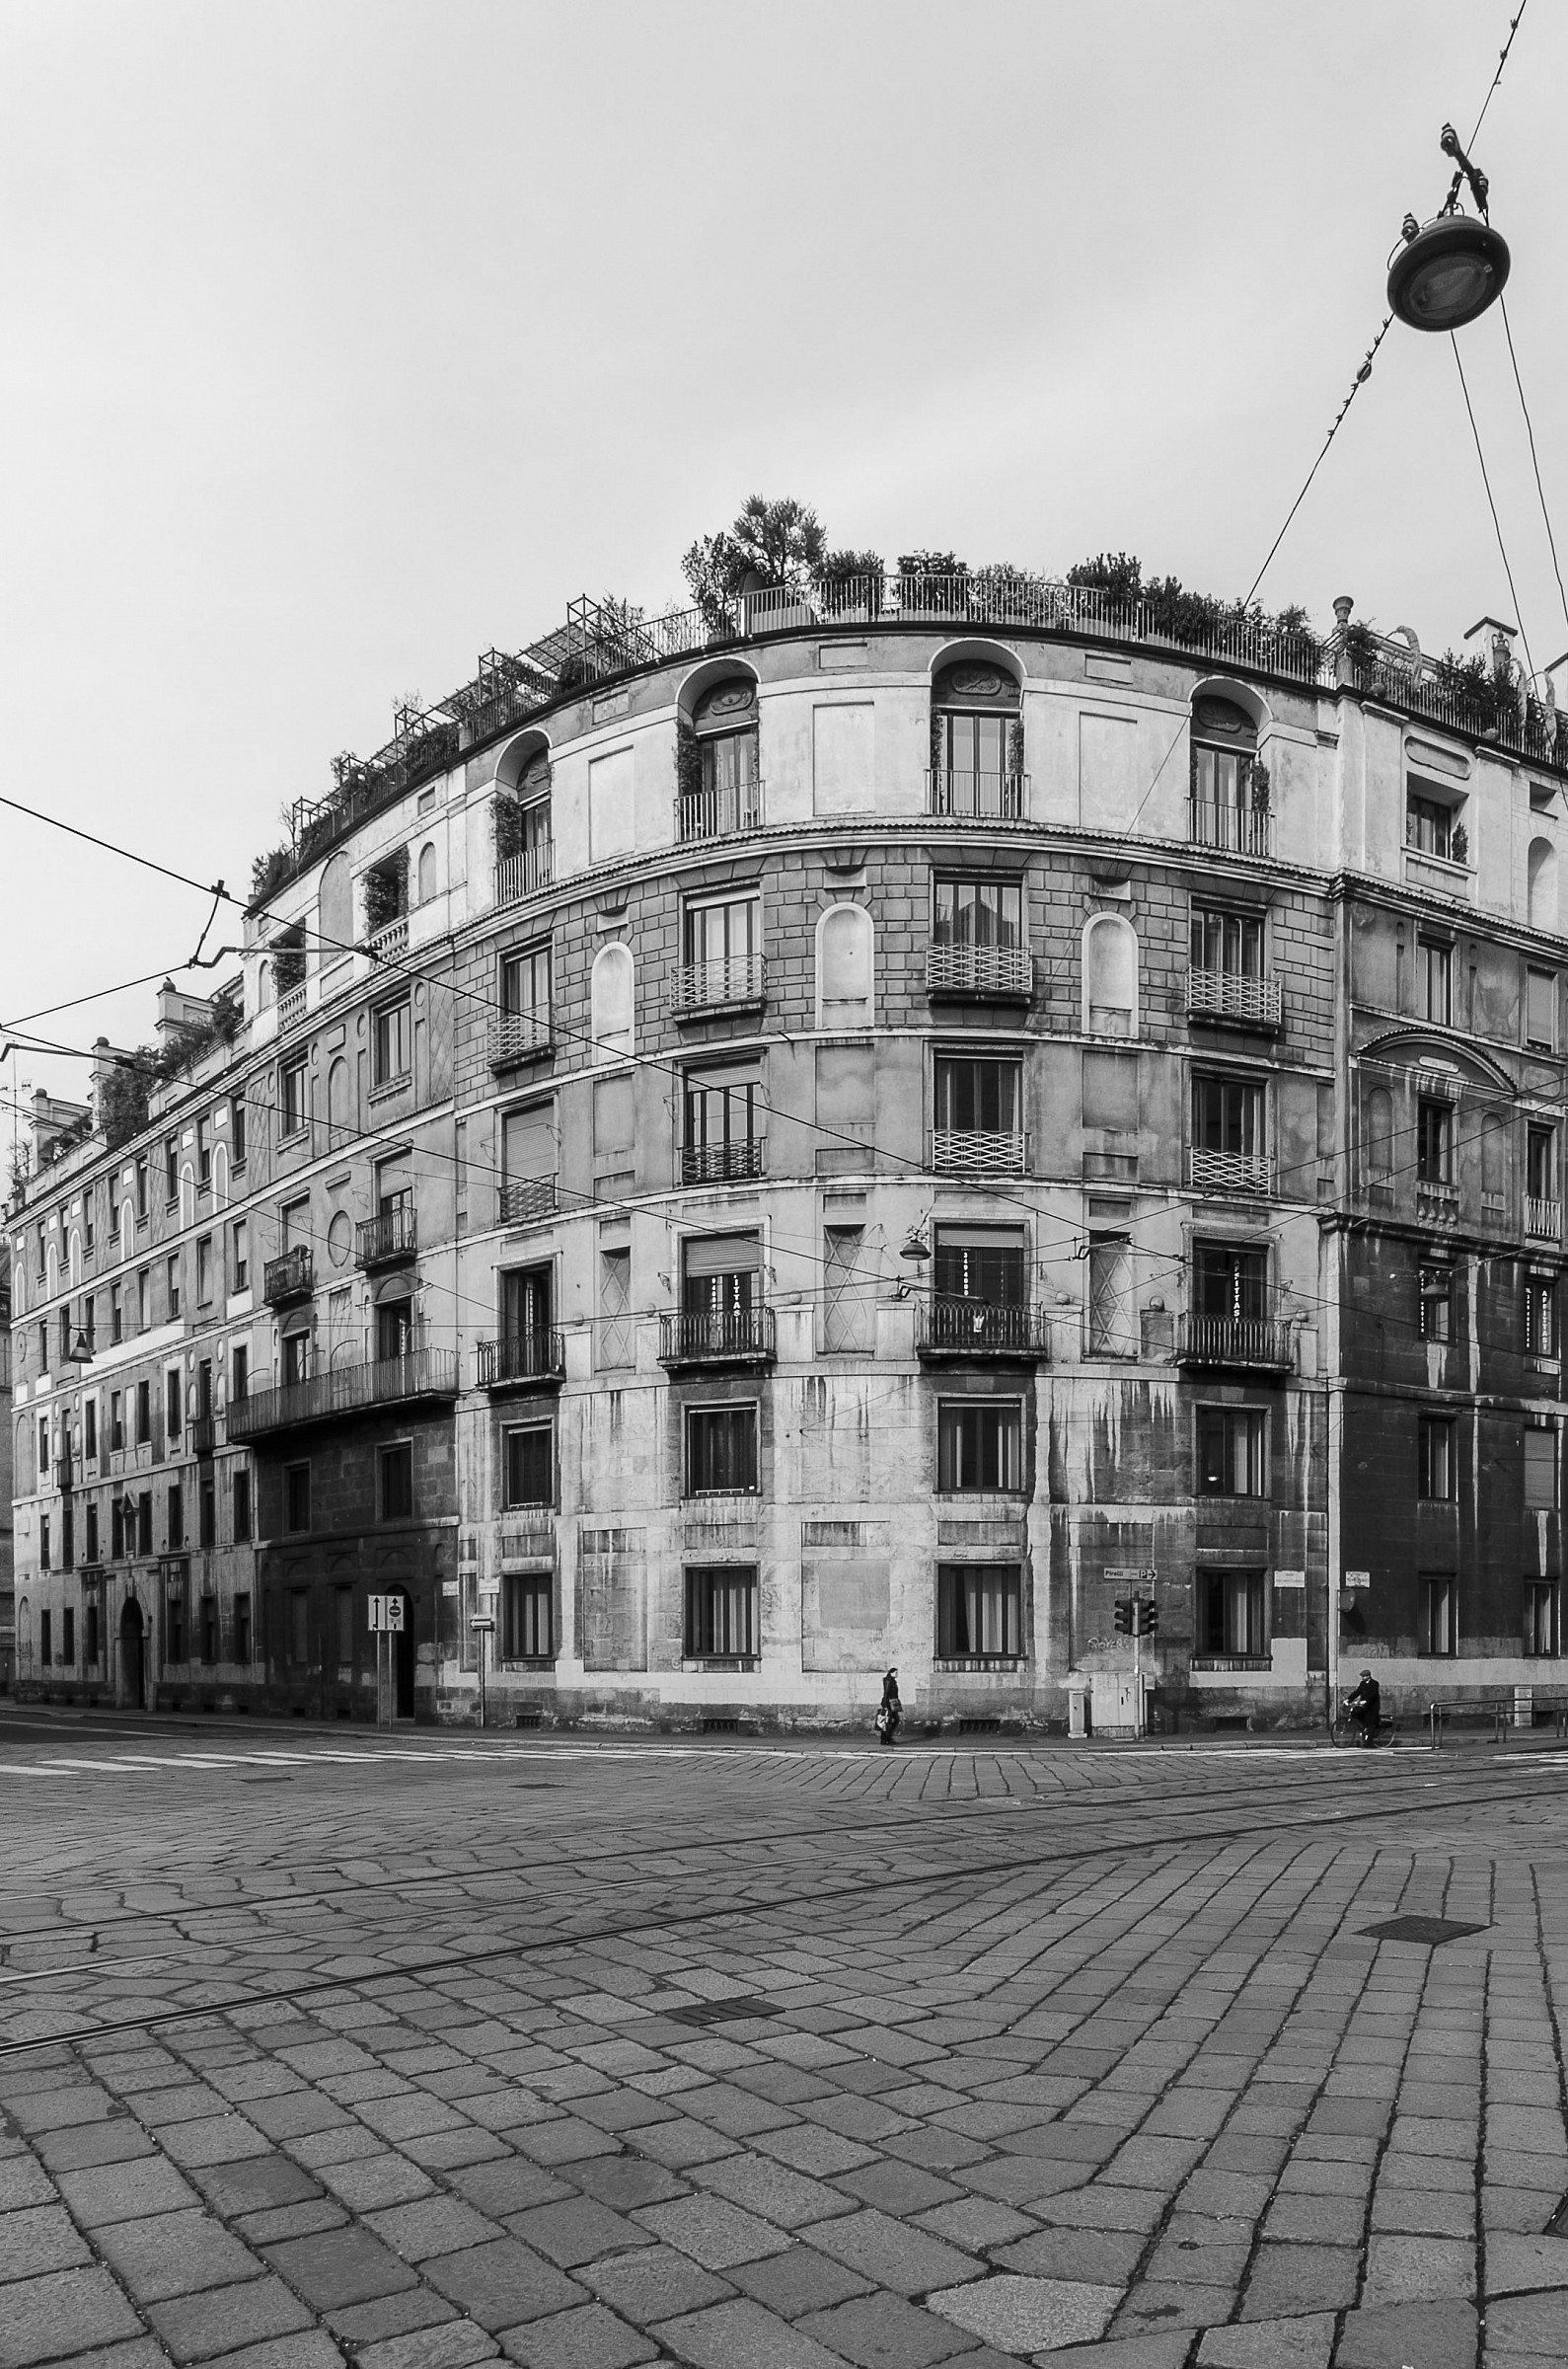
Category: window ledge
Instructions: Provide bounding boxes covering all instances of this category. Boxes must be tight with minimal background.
[497,1657,556,1672]
[368,1077,412,1105]
[1190,1654,1273,1672]
[681,1657,759,1673]
[933,1657,1026,1674]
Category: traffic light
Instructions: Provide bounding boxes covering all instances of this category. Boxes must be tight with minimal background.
[1135,1599,1158,1639]
[1113,1597,1133,1635]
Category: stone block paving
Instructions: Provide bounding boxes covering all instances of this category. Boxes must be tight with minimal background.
[4,1732,1568,2363]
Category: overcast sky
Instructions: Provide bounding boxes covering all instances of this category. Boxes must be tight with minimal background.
[3,0,1565,1131]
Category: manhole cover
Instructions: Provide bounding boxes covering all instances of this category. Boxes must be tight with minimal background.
[1360,1914,1489,1946]
[664,1997,782,2027]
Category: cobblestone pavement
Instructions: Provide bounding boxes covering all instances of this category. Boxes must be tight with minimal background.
[3,1715,1568,2367]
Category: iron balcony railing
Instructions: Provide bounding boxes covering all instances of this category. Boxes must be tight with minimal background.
[926,944,1033,1000]
[1189,1148,1272,1196]
[494,841,554,907]
[1175,1314,1294,1372]
[499,1176,558,1227]
[659,1308,777,1368]
[488,1009,553,1067]
[476,1331,566,1388]
[227,1348,458,1442]
[1189,801,1272,857]
[1186,968,1283,1029]
[262,1247,314,1305]
[356,1205,417,1267]
[672,955,767,1014]
[678,780,764,842]
[917,1298,1051,1358]
[926,769,1028,820]
[681,1141,766,1186]
[931,1128,1029,1180]
[1527,1195,1561,1242]
[366,914,409,962]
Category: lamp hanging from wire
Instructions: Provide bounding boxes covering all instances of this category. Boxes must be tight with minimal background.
[1387,121,1510,333]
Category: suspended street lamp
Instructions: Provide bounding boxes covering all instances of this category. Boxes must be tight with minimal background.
[1388,122,1510,333]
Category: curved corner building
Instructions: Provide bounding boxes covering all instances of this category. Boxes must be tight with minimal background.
[9,577,1568,1733]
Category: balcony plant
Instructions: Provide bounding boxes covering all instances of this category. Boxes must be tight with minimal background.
[363,848,410,937]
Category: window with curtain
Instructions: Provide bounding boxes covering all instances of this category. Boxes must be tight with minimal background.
[936,1566,1022,1660]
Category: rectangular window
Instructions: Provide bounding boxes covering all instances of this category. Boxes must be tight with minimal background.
[685,1405,759,1496]
[200,1594,217,1664]
[196,1114,210,1190]
[166,1368,182,1440]
[233,1467,252,1544]
[335,1585,354,1668]
[136,1379,151,1445]
[936,1564,1022,1660]
[499,943,552,1022]
[502,1572,553,1662]
[597,1244,634,1369]
[282,1330,310,1387]
[503,1423,554,1509]
[196,1237,212,1306]
[198,1469,215,1550]
[933,1055,1021,1136]
[1191,1073,1265,1158]
[1527,1580,1559,1657]
[284,1463,311,1533]
[61,1507,74,1569]
[232,1343,249,1403]
[1199,1569,1268,1657]
[111,1283,122,1343]
[136,1492,153,1556]
[1421,1572,1456,1656]
[166,1578,186,1664]
[933,1226,1026,1307]
[1419,938,1453,1025]
[62,1607,75,1664]
[683,1059,765,1182]
[135,1155,148,1219]
[39,1608,51,1664]
[684,1565,759,1660]
[822,1226,871,1353]
[1527,1275,1558,1358]
[164,1135,179,1205]
[1190,905,1264,976]
[280,1056,308,1138]
[111,1496,125,1560]
[37,1415,47,1475]
[933,877,1023,951]
[231,1095,247,1168]
[137,1268,149,1329]
[379,1442,414,1520]
[235,1592,253,1662]
[375,1297,412,1363]
[684,890,760,974]
[373,997,411,1086]
[85,1501,99,1563]
[1406,789,1454,859]
[1528,1124,1555,1203]
[1525,1423,1557,1510]
[86,1600,100,1665]
[1419,1264,1454,1342]
[167,1483,183,1548]
[1086,1231,1135,1357]
[232,1221,249,1292]
[39,1515,50,1573]
[111,1391,124,1453]
[682,1231,760,1328]
[500,1100,557,1220]
[1196,1406,1267,1496]
[1417,1098,1454,1185]
[1528,967,1557,1053]
[1418,1413,1456,1501]
[1192,1240,1268,1322]
[289,1589,309,1666]
[937,1401,1024,1492]
[84,1199,94,1253]
[85,1400,97,1461]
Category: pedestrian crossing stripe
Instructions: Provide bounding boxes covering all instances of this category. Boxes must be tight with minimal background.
[0,1739,1352,1777]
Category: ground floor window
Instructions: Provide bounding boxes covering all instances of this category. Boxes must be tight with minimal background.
[685,1564,758,1661]
[1196,1407,1266,1496]
[936,1564,1021,1661]
[235,1593,253,1663]
[1421,1572,1456,1657]
[502,1572,553,1662]
[686,1406,758,1496]
[1199,1569,1267,1658]
[289,1588,309,1666]
[504,1423,554,1509]
[380,1443,414,1521]
[1527,1580,1559,1658]
[200,1594,217,1665]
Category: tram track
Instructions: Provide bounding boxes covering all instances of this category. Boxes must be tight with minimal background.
[0,1752,1563,2060]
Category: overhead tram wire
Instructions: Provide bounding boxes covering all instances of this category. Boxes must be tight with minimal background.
[1242,317,1394,612]
[1467,1,1530,149]
[1451,331,1537,680]
[1498,295,1568,644]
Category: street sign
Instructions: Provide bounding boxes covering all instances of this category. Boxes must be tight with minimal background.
[470,1616,495,1633]
[368,1595,407,1633]
[1106,1567,1158,1584]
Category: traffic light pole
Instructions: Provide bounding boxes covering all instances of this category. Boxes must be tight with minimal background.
[1133,1616,1144,1740]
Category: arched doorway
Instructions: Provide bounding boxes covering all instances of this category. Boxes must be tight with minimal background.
[120,1599,145,1711]
[394,1591,414,1719]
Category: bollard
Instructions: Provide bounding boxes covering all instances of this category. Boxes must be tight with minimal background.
[1429,1701,1442,1749]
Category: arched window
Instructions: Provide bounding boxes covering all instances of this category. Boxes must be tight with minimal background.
[1365,1087,1395,1184]
[816,905,874,1030]
[495,747,553,900]
[1190,695,1261,852]
[258,958,273,1012]
[931,660,1022,817]
[1530,837,1557,931]
[590,944,635,1063]
[684,679,760,839]
[1083,915,1137,1036]
[417,841,437,905]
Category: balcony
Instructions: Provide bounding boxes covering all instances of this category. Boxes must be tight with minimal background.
[917,1298,1051,1360]
[367,914,409,963]
[277,982,308,1034]
[52,1455,73,1493]
[1527,1196,1561,1242]
[659,1308,777,1369]
[681,1141,766,1187]
[499,1176,558,1227]
[262,1247,314,1306]
[1189,801,1272,858]
[356,1205,417,1268]
[672,955,767,1017]
[226,1349,458,1442]
[926,944,1033,1001]
[678,780,764,843]
[488,1009,553,1068]
[1189,1149,1272,1197]
[932,1129,1028,1180]
[1403,845,1472,902]
[190,1414,216,1457]
[1416,1179,1460,1224]
[926,770,1028,821]
[494,842,553,908]
[1186,968,1283,1031]
[1175,1314,1295,1373]
[476,1331,566,1390]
